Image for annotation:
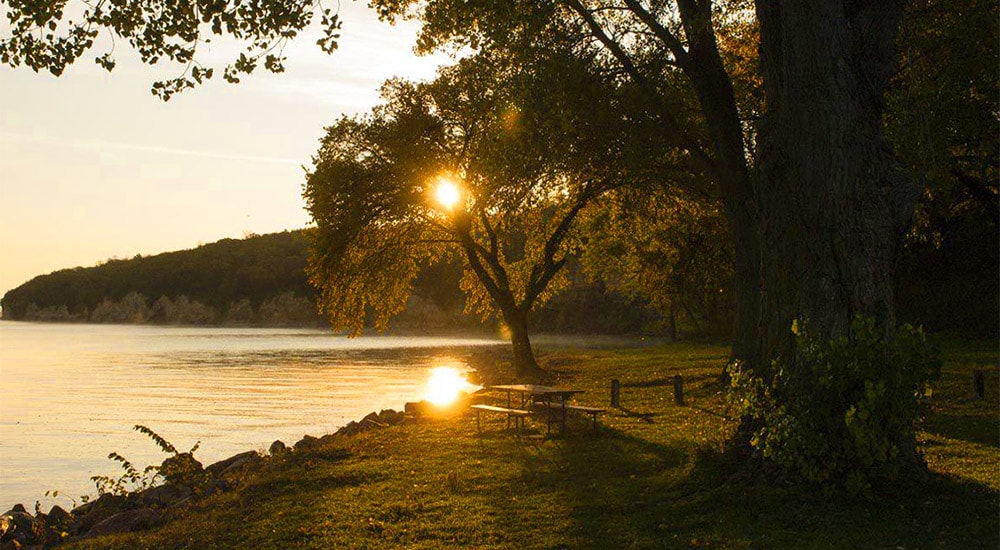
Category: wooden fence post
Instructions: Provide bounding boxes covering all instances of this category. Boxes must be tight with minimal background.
[610,379,620,408]
[973,370,985,400]
[673,374,684,405]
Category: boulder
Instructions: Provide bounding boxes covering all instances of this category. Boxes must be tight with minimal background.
[379,409,405,425]
[404,401,429,417]
[70,494,129,534]
[316,434,338,446]
[362,411,380,424]
[139,484,192,508]
[336,422,359,437]
[159,452,204,486]
[294,435,320,451]
[206,451,260,477]
[85,508,160,538]
[268,440,287,455]
[1,510,41,545]
[45,505,72,529]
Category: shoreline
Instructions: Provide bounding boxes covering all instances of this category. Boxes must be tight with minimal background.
[0,351,506,545]
[0,391,468,546]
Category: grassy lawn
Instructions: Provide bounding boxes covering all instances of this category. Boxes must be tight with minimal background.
[73,340,998,549]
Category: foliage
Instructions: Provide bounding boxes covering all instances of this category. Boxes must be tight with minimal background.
[0,0,342,99]
[91,425,203,497]
[728,316,942,493]
[582,186,732,336]
[889,0,999,336]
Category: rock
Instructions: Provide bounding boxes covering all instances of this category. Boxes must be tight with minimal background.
[159,452,204,486]
[269,440,287,455]
[198,478,231,500]
[139,484,192,508]
[404,401,429,417]
[316,433,338,446]
[362,411,380,424]
[70,494,129,534]
[336,422,359,437]
[85,508,160,538]
[294,434,319,450]
[378,409,405,425]
[6,507,24,516]
[222,454,262,476]
[206,451,259,477]
[1,510,41,546]
[45,505,72,528]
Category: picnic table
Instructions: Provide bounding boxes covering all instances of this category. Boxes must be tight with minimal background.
[474,384,599,435]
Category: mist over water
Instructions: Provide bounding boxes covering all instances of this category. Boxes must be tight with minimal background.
[0,322,502,511]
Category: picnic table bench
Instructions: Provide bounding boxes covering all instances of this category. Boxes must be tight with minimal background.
[469,404,531,432]
[473,384,606,435]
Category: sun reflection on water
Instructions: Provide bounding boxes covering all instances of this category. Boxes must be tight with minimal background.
[424,365,479,406]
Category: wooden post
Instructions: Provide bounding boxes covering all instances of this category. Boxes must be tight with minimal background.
[610,379,620,408]
[974,370,985,400]
[673,374,684,405]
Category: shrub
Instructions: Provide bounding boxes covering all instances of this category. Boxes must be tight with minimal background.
[728,315,941,493]
[91,425,206,497]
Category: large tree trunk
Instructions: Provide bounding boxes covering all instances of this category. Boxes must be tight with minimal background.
[750,0,915,366]
[507,308,543,379]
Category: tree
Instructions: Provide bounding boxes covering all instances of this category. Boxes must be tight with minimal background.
[304,50,630,377]
[371,0,942,485]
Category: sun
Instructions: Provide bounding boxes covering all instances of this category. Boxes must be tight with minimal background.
[424,366,475,407]
[434,177,462,210]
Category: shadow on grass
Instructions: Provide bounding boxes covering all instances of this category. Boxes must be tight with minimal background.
[925,410,1000,447]
[546,429,999,549]
[614,407,659,423]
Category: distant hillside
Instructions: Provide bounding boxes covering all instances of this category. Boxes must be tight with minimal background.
[1,231,322,325]
[0,230,662,333]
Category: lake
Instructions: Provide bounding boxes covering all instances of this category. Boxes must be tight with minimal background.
[0,322,503,511]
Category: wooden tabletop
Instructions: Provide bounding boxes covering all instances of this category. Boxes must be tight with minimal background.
[485,384,583,396]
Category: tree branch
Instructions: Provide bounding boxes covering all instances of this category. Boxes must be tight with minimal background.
[621,0,689,66]
[562,0,718,179]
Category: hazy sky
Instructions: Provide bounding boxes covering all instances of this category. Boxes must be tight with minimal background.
[0,5,450,297]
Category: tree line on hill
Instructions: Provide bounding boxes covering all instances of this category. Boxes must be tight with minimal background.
[0,230,671,334]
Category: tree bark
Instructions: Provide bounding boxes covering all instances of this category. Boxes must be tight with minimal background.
[751,0,914,366]
[507,308,543,379]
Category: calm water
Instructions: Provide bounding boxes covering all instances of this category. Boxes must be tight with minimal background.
[0,322,502,511]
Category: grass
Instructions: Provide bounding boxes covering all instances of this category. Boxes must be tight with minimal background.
[71,340,998,549]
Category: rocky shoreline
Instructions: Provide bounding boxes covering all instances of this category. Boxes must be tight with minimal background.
[0,403,436,549]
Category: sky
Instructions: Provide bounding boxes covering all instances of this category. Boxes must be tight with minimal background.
[0,4,451,297]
